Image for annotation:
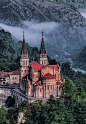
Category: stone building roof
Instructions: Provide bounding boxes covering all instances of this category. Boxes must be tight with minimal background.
[30,61,58,71]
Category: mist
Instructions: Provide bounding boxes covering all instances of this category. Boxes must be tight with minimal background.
[0,21,59,47]
[80,10,86,18]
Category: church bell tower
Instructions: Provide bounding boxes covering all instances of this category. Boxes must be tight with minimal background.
[39,31,48,65]
[20,32,29,90]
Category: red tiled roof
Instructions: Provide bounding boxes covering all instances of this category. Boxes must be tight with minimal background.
[30,62,58,71]
[56,82,61,85]
[30,62,43,71]
[9,71,19,75]
[0,75,5,78]
[0,72,10,78]
[35,81,42,86]
[43,73,55,79]
[0,71,19,76]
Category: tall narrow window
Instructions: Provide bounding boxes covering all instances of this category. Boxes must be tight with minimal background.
[26,61,27,65]
[23,61,25,65]
[44,60,46,64]
[45,85,46,91]
[48,85,49,90]
[53,85,54,90]
[51,85,52,90]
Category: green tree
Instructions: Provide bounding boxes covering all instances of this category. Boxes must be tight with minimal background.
[76,77,86,99]
[6,108,18,124]
[6,96,15,107]
[60,76,75,107]
[0,107,8,124]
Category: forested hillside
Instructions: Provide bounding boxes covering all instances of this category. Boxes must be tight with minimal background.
[0,29,39,71]
[1,76,86,124]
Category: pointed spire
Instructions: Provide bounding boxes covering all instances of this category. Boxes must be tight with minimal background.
[21,31,27,55]
[23,31,24,39]
[42,30,43,36]
[40,30,46,54]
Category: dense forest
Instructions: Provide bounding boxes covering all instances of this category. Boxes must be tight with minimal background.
[0,76,86,124]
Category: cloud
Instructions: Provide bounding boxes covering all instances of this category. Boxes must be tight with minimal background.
[0,21,59,47]
[80,11,86,18]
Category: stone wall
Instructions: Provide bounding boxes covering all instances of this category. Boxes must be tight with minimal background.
[0,88,11,107]
[11,89,28,108]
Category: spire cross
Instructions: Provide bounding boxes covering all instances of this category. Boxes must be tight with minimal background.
[23,31,24,38]
[42,30,43,36]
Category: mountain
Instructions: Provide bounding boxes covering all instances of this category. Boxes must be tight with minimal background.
[73,46,86,71]
[0,0,86,66]
[0,0,85,25]
[32,0,86,8]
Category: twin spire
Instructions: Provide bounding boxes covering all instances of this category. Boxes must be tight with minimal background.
[21,30,46,55]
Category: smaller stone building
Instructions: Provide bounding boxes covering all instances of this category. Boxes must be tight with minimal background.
[9,71,20,84]
[0,71,19,85]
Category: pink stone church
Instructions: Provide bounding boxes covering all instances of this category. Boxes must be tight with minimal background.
[19,31,65,99]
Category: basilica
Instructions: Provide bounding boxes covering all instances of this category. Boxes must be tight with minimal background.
[19,31,65,99]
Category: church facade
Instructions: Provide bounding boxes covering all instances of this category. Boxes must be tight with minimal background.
[19,31,65,99]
